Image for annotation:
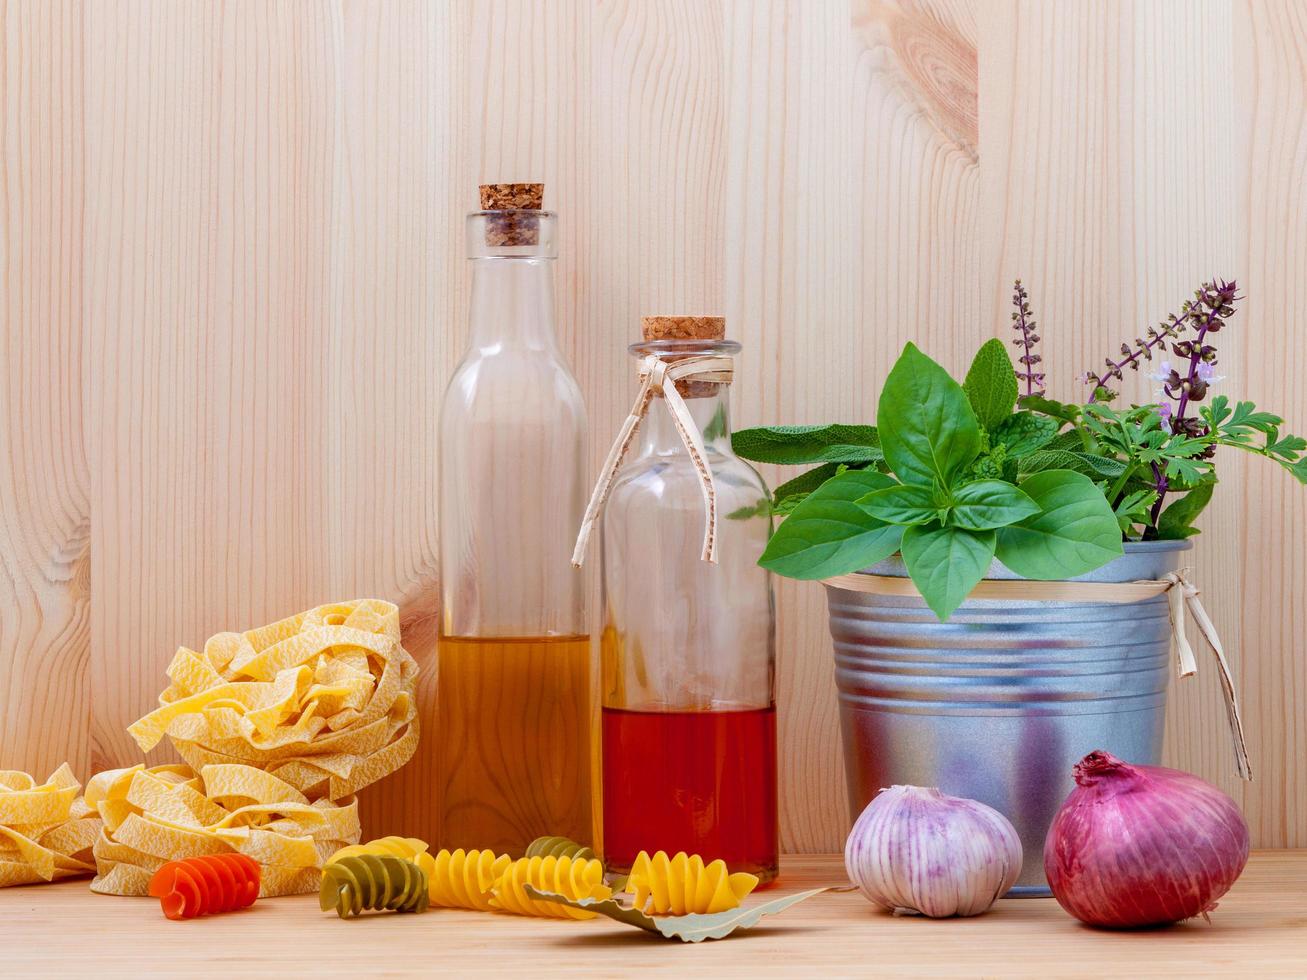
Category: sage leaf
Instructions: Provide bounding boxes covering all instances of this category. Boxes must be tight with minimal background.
[900,523,996,621]
[523,886,833,943]
[878,343,982,487]
[1157,478,1216,539]
[1019,449,1126,478]
[732,424,881,465]
[948,480,1039,531]
[962,338,1020,432]
[773,462,847,501]
[991,411,1060,458]
[858,483,940,526]
[996,470,1123,579]
[759,470,903,580]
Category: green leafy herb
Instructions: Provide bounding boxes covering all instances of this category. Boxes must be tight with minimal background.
[1114,488,1159,536]
[523,886,833,943]
[991,411,1060,458]
[878,343,982,487]
[1018,449,1126,479]
[994,470,1123,578]
[745,283,1305,620]
[901,524,997,621]
[1156,477,1215,538]
[859,483,942,526]
[758,470,902,580]
[732,424,881,465]
[963,338,1020,432]
[948,480,1040,531]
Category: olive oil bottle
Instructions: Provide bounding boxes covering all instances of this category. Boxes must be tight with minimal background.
[437,184,592,853]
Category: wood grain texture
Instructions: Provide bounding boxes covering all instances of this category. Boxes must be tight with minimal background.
[0,0,90,781]
[2,0,1306,851]
[2,852,1305,978]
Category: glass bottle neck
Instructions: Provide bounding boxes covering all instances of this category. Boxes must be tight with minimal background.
[467,257,559,351]
[638,385,733,455]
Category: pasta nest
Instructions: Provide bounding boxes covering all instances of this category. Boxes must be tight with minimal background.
[0,764,102,887]
[87,763,360,898]
[628,850,760,915]
[128,599,419,801]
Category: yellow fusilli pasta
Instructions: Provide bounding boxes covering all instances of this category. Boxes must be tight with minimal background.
[491,854,612,919]
[327,836,428,865]
[428,847,512,911]
[627,850,759,915]
[327,836,513,911]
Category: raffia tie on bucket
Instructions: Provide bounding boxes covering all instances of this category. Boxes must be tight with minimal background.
[823,567,1253,780]
[572,353,733,567]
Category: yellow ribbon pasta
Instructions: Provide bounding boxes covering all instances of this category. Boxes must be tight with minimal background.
[627,850,759,915]
[0,764,102,887]
[491,854,612,920]
[87,764,360,898]
[128,599,419,801]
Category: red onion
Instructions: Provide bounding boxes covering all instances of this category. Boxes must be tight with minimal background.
[1044,750,1249,928]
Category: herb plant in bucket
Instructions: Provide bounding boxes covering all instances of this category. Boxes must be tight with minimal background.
[735,280,1307,621]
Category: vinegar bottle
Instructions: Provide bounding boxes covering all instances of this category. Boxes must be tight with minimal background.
[437,184,591,853]
[595,316,778,882]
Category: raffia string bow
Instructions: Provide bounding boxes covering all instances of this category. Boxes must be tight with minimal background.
[823,566,1252,779]
[572,353,733,567]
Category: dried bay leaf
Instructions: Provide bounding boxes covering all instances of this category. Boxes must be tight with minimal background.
[524,885,832,943]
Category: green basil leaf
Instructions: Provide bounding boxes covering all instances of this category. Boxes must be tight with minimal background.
[991,411,1060,458]
[996,470,1123,579]
[858,483,940,526]
[900,524,997,621]
[1156,478,1216,539]
[962,338,1019,432]
[731,425,881,465]
[878,343,982,487]
[948,480,1039,531]
[759,470,903,579]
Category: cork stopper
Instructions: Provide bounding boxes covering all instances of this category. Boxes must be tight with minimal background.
[640,316,729,398]
[479,183,545,246]
[641,316,726,342]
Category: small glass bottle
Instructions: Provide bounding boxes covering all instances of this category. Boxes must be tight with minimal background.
[437,184,592,853]
[597,316,778,882]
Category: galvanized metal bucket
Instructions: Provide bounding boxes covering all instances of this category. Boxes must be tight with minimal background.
[825,540,1191,896]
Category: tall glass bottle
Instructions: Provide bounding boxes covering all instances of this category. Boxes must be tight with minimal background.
[598,316,778,882]
[437,184,591,853]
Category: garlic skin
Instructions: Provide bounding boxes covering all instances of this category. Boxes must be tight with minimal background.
[844,785,1022,917]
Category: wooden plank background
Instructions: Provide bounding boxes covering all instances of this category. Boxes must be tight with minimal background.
[2,0,1303,851]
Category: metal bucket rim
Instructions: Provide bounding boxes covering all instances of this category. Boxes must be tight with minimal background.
[839,538,1192,585]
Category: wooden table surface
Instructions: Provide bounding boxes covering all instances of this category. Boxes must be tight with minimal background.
[3,852,1304,978]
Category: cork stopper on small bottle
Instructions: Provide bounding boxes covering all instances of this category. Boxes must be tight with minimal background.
[641,316,726,342]
[479,183,545,246]
[640,315,729,398]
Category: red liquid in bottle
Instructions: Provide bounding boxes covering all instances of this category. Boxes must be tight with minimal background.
[601,705,779,882]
